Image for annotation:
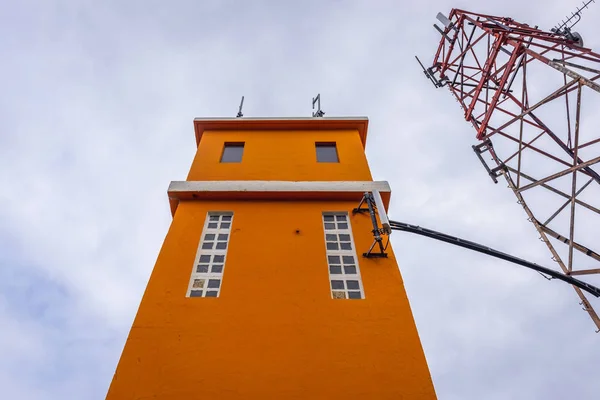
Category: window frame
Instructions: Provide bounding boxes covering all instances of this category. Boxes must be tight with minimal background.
[220,142,245,163]
[186,212,234,298]
[322,212,365,299]
[315,142,339,163]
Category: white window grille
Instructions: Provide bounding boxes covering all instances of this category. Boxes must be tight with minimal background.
[187,212,233,298]
[322,212,365,299]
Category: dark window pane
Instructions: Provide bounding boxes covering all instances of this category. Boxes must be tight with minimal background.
[190,290,203,297]
[339,234,351,241]
[340,242,352,250]
[326,242,339,250]
[222,215,232,221]
[213,255,225,263]
[199,255,211,263]
[197,265,209,273]
[344,265,357,274]
[211,264,223,273]
[342,256,355,264]
[324,215,335,222]
[208,223,218,229]
[205,291,218,297]
[208,279,221,288]
[221,143,244,163]
[336,215,347,221]
[324,223,335,230]
[316,143,339,162]
[325,234,337,241]
[348,291,362,299]
[209,215,219,221]
[347,280,360,290]
[202,242,213,249]
[329,266,342,274]
[204,234,215,240]
[331,280,345,290]
[220,222,231,229]
[215,242,227,249]
[328,255,340,264]
[218,234,229,240]
[338,223,348,229]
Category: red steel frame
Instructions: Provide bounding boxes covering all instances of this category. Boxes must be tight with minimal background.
[427,9,600,330]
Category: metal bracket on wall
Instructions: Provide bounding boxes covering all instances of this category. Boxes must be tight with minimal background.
[473,139,505,183]
[353,192,388,258]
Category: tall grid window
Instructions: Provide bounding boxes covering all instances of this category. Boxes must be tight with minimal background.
[322,212,365,299]
[186,212,233,298]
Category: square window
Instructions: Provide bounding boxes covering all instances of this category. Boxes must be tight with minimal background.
[324,223,335,230]
[213,255,225,263]
[208,279,221,289]
[211,264,223,273]
[202,242,213,249]
[209,216,219,221]
[197,265,209,273]
[199,255,211,263]
[205,290,218,297]
[330,265,342,274]
[347,280,360,290]
[222,215,232,222]
[216,242,227,249]
[331,280,345,290]
[328,255,340,264]
[221,143,244,163]
[336,215,347,221]
[204,234,215,241]
[324,215,335,222]
[316,143,339,163]
[342,256,355,264]
[190,290,203,297]
[325,234,337,241]
[344,265,357,274]
[193,279,205,288]
[348,291,362,299]
[208,223,218,229]
[339,234,350,241]
[340,242,352,250]
[326,242,339,250]
[337,223,348,229]
[332,291,346,299]
[218,234,229,240]
[220,222,231,229]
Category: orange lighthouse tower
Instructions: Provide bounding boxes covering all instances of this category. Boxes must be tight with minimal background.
[106,117,437,399]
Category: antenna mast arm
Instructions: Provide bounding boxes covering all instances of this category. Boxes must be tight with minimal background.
[388,220,600,298]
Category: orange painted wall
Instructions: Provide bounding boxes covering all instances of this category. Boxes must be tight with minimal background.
[187,129,373,181]
[107,200,436,399]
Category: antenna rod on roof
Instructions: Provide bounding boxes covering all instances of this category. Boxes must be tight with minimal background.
[312,94,325,117]
[236,96,244,118]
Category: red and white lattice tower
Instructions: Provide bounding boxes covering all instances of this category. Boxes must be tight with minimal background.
[422,8,600,330]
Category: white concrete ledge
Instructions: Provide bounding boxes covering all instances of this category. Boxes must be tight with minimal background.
[167,180,391,216]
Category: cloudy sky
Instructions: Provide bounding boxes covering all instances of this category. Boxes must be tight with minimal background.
[1,1,599,399]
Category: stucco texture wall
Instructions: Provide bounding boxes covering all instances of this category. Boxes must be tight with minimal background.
[186,129,373,182]
[106,200,436,399]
